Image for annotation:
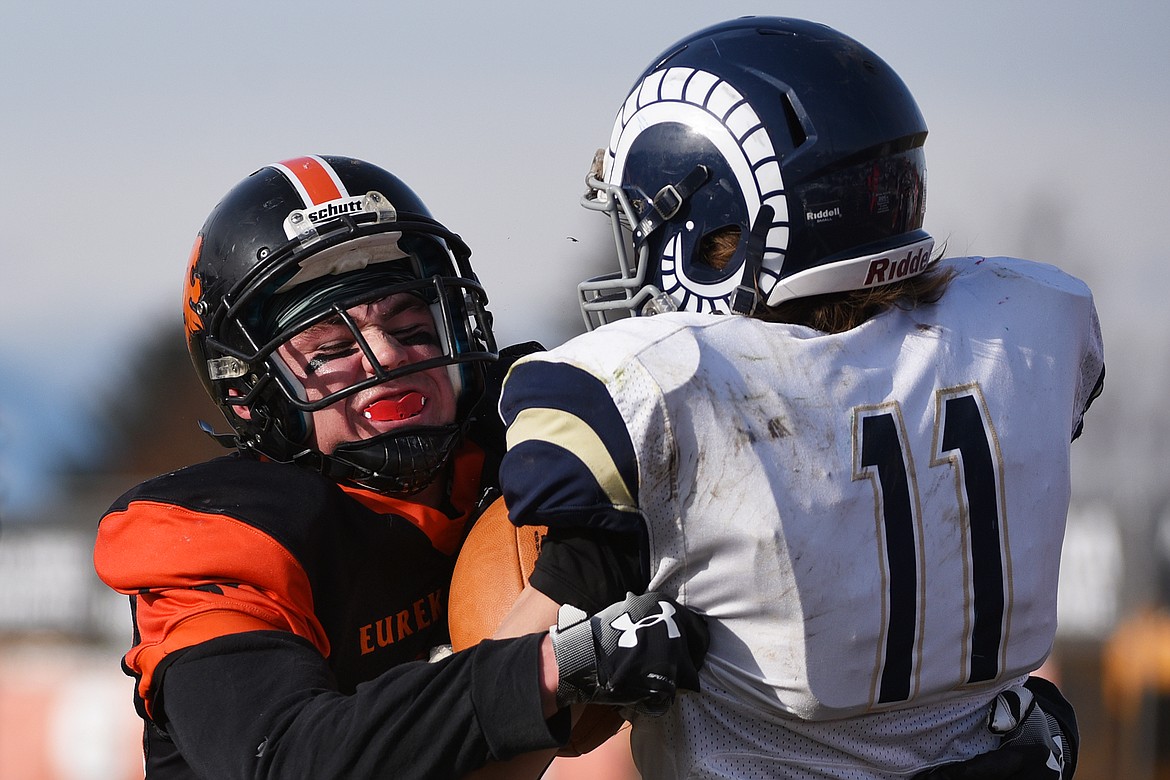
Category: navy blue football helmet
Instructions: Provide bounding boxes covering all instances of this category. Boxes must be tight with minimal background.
[185,155,498,492]
[580,17,934,328]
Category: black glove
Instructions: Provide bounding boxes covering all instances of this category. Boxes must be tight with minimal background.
[913,677,1077,779]
[549,591,709,716]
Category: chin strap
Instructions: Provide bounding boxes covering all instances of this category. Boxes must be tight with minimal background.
[198,419,242,449]
[633,165,710,244]
[324,425,463,495]
[729,204,776,315]
[199,413,462,495]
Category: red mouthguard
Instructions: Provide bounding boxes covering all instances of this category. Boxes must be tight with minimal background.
[364,392,426,421]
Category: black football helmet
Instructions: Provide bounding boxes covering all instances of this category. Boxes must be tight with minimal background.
[580,17,935,328]
[185,155,497,493]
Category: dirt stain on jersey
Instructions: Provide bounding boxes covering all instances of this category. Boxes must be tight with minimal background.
[767,417,791,439]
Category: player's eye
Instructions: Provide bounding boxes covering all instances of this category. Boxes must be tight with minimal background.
[304,344,359,374]
[393,327,440,348]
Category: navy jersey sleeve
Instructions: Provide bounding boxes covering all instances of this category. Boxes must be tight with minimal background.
[528,526,648,614]
[498,358,644,535]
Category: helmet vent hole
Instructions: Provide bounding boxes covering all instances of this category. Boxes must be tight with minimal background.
[781,93,807,149]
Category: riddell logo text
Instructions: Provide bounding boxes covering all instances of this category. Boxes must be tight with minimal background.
[306,197,365,224]
[806,206,841,222]
[864,247,929,286]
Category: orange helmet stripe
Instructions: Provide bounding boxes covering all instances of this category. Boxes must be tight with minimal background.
[272,154,348,206]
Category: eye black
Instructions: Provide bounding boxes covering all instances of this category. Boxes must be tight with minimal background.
[305,347,358,374]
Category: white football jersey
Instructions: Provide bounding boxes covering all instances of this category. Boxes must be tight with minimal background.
[500,257,1103,778]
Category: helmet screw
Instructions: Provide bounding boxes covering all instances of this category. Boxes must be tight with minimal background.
[290,212,304,224]
[257,247,269,260]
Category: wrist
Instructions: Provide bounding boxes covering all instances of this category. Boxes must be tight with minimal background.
[548,612,599,708]
[538,634,561,718]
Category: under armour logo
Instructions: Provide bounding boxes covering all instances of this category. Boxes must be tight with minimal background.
[610,601,681,647]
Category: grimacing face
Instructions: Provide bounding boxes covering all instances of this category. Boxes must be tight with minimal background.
[275,292,458,456]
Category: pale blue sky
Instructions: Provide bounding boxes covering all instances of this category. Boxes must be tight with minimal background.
[2,1,1168,515]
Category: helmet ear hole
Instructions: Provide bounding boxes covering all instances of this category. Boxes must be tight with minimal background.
[697,226,742,273]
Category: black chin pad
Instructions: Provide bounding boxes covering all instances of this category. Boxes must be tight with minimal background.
[326,425,462,495]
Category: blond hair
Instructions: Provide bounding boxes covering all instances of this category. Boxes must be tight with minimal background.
[756,263,955,333]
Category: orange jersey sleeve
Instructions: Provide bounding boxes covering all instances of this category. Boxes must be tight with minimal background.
[95,501,328,716]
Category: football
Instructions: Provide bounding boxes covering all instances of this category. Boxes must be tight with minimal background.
[448,496,625,757]
[448,495,546,652]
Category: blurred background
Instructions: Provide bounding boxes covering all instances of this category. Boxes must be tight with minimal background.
[1,1,1167,777]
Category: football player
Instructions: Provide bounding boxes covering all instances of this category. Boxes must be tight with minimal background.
[493,17,1100,779]
[92,155,708,778]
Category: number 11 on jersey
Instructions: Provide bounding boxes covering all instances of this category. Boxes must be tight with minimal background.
[853,383,1010,707]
